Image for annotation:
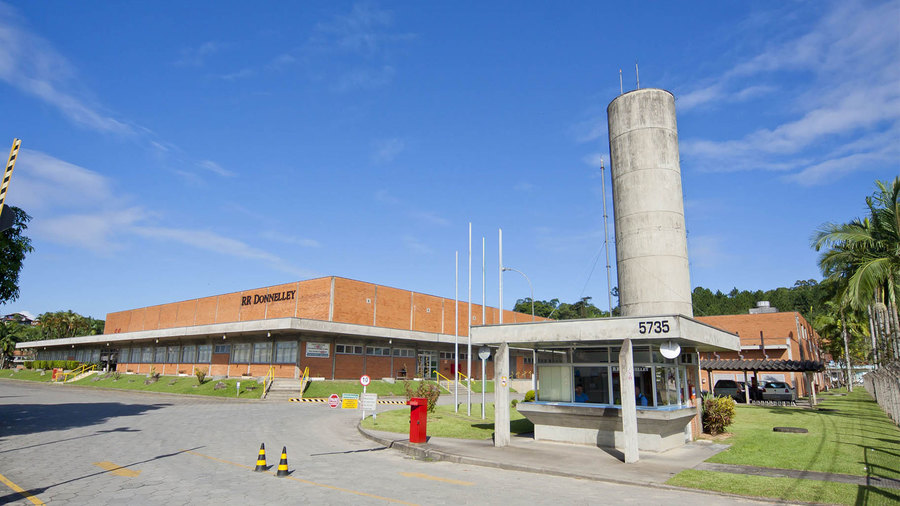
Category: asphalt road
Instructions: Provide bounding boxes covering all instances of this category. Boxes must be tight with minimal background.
[0,380,775,505]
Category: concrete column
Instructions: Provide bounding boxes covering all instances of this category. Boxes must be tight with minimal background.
[618,339,639,463]
[743,370,750,404]
[494,343,510,447]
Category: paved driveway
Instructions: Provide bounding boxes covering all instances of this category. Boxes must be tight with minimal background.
[0,380,773,505]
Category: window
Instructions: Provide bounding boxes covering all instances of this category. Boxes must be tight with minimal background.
[182,345,196,363]
[92,349,101,363]
[119,348,130,363]
[214,344,230,354]
[154,347,165,364]
[232,343,251,363]
[275,341,297,363]
[252,342,273,364]
[197,344,212,363]
[574,366,609,403]
[75,349,85,362]
[537,365,572,402]
[392,348,414,358]
[335,344,363,355]
[366,346,390,356]
[167,346,179,363]
[524,357,534,364]
[141,347,152,363]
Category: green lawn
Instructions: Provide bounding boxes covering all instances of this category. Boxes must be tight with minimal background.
[361,403,533,439]
[69,371,265,398]
[667,388,900,505]
[1,369,56,382]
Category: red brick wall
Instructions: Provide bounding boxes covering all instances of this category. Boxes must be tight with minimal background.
[375,285,410,330]
[301,341,333,378]
[297,278,331,320]
[333,278,376,326]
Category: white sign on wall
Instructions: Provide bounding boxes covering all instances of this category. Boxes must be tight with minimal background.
[306,342,330,358]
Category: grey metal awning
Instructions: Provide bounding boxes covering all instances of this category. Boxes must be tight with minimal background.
[700,359,825,372]
[470,314,740,352]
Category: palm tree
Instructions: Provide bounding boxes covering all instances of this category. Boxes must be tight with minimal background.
[0,321,20,369]
[814,177,900,366]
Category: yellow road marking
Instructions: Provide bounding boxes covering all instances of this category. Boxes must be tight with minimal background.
[399,472,474,486]
[183,450,418,505]
[92,461,141,477]
[0,471,44,505]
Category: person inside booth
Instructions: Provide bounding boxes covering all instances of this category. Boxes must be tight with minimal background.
[636,386,649,406]
[574,384,589,402]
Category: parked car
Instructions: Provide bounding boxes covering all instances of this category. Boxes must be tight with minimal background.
[713,379,746,401]
[761,381,796,402]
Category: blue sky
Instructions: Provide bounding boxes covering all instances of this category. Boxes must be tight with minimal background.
[1,1,898,321]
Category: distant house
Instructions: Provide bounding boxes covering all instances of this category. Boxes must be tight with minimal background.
[697,301,825,398]
[2,313,35,326]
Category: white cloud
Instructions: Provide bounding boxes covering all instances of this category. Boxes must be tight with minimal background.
[371,137,405,163]
[11,150,116,211]
[197,160,236,177]
[411,211,450,227]
[12,150,310,273]
[513,182,535,192]
[0,5,131,134]
[261,230,321,248]
[403,235,432,255]
[218,68,255,81]
[374,189,399,204]
[677,0,900,184]
[174,41,221,67]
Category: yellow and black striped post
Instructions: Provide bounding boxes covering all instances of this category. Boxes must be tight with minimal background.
[0,138,21,222]
[276,446,289,477]
[254,443,267,472]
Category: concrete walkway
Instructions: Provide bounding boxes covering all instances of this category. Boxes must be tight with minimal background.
[359,425,730,487]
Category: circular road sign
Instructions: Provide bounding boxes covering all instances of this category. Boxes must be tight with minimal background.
[328,393,340,408]
[360,375,371,387]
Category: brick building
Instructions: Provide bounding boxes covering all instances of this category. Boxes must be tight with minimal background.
[20,276,544,380]
[696,304,824,397]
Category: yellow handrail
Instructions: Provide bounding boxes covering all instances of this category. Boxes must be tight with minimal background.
[59,363,97,383]
[263,365,276,396]
[434,371,453,392]
[297,366,310,398]
[457,370,470,382]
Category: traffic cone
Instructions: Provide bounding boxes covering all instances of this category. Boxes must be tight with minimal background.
[254,443,267,472]
[276,446,289,477]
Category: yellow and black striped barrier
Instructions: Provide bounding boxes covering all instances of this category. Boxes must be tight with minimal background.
[289,397,406,405]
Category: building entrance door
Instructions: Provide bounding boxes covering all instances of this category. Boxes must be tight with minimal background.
[417,351,438,379]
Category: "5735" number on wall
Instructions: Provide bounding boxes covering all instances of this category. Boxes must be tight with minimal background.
[638,320,670,334]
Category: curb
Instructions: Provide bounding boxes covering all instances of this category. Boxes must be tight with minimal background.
[356,424,801,505]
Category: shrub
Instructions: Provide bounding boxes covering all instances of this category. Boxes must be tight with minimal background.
[524,390,536,402]
[702,393,736,435]
[195,368,208,385]
[112,371,121,381]
[403,380,440,413]
[66,361,79,370]
[511,399,519,407]
[148,366,160,381]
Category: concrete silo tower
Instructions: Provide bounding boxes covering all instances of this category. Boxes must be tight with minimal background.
[607,89,693,317]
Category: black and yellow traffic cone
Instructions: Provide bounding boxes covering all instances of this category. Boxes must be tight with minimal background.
[276,446,289,477]
[254,443,267,472]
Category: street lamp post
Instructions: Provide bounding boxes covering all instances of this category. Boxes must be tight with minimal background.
[502,267,536,393]
[501,267,533,320]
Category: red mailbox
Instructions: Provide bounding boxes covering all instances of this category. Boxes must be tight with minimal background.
[407,397,428,443]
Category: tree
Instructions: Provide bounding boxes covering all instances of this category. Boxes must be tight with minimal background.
[35,311,104,339]
[512,297,609,320]
[813,177,900,365]
[0,206,33,304]
[0,321,22,368]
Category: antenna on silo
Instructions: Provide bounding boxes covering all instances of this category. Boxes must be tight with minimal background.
[618,69,623,94]
[635,62,640,89]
